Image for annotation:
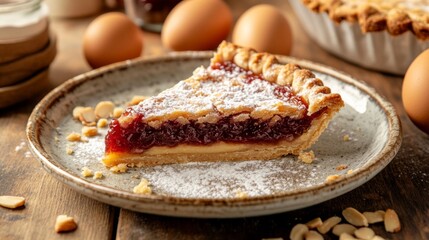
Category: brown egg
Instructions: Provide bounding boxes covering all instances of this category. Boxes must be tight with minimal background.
[402,49,429,134]
[83,12,143,69]
[161,0,233,51]
[232,4,292,55]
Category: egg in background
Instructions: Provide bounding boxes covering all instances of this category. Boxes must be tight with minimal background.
[232,4,292,55]
[161,0,233,51]
[402,49,429,134]
[83,12,143,69]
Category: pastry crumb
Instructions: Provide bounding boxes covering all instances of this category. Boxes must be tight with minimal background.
[113,107,124,118]
[131,174,140,179]
[66,147,74,155]
[128,95,148,106]
[66,132,81,142]
[81,167,93,177]
[347,169,354,175]
[343,134,350,141]
[110,163,128,173]
[235,190,249,199]
[325,174,341,183]
[298,150,315,164]
[81,126,98,137]
[97,118,108,128]
[55,215,77,233]
[133,178,152,194]
[336,164,348,171]
[93,171,103,179]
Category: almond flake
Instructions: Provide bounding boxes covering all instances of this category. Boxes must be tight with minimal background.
[55,215,77,233]
[363,211,384,224]
[354,227,375,240]
[79,107,96,123]
[384,209,401,233]
[290,224,309,240]
[339,233,358,240]
[0,196,25,209]
[304,230,323,240]
[305,217,323,229]
[72,106,84,119]
[317,216,341,234]
[342,207,368,227]
[94,101,115,118]
[332,224,357,236]
[371,235,385,240]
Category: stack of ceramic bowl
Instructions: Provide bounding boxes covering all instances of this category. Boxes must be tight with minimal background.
[0,0,56,108]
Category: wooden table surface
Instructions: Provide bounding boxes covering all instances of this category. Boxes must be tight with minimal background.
[1,1,428,239]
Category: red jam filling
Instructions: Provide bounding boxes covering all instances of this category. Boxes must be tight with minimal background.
[105,62,319,154]
[105,113,317,153]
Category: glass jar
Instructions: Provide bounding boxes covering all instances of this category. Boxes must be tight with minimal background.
[124,0,181,32]
[0,0,49,43]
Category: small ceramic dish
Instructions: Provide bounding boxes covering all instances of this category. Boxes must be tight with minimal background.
[0,32,56,87]
[26,52,401,218]
[0,68,49,108]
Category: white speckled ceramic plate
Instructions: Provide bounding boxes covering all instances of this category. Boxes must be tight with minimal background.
[26,52,401,218]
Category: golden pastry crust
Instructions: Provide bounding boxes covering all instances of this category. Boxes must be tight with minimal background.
[301,0,429,39]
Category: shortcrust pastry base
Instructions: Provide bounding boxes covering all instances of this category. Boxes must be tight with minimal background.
[103,110,335,167]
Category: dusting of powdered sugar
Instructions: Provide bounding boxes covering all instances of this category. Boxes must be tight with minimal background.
[139,159,322,198]
[129,64,306,122]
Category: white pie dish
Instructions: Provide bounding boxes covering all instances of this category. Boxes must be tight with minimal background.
[289,0,429,75]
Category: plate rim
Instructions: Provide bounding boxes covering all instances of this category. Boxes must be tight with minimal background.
[26,52,402,217]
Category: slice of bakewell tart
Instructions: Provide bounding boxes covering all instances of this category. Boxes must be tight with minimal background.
[103,41,344,167]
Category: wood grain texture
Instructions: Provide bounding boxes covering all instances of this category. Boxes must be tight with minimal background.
[0,102,116,239]
[1,0,428,239]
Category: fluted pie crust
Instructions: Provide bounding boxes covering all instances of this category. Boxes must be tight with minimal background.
[103,42,344,167]
[302,0,429,39]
